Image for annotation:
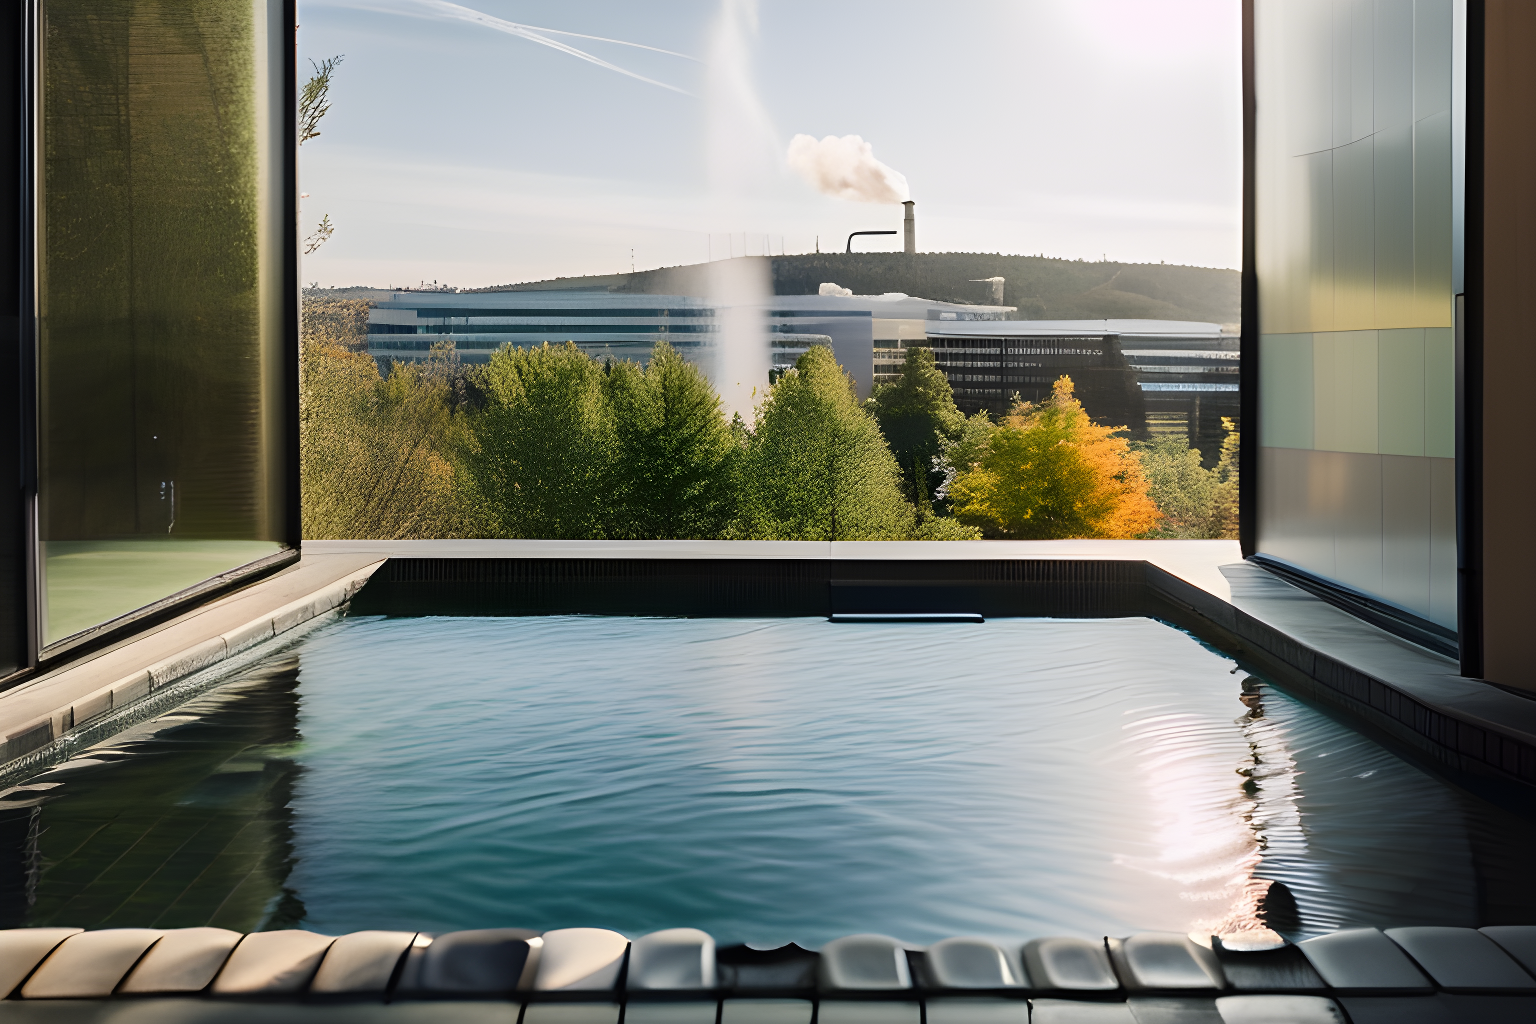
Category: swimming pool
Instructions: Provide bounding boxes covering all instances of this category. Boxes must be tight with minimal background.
[2,614,1532,943]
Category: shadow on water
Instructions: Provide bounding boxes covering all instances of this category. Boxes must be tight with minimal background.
[0,657,307,931]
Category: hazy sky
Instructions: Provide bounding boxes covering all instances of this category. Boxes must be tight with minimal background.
[298,0,1241,289]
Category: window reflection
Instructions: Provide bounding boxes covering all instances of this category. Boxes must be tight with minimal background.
[37,0,292,646]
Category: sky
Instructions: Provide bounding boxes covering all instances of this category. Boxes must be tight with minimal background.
[297,0,1242,289]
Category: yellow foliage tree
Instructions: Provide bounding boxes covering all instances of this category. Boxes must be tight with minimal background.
[947,376,1160,539]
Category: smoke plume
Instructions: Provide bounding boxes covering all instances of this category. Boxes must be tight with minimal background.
[786,134,910,204]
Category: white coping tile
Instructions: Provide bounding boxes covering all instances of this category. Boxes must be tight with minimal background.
[624,1002,718,1024]
[221,617,275,654]
[1029,1000,1137,1023]
[720,1000,813,1024]
[119,927,242,993]
[522,1004,620,1024]
[1214,995,1344,1024]
[22,928,163,998]
[310,930,417,994]
[534,928,628,991]
[925,998,1029,1024]
[817,1002,921,1024]
[111,671,151,706]
[212,930,335,994]
[71,687,113,726]
[1383,926,1536,991]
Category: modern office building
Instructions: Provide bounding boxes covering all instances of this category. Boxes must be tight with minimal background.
[367,287,1008,401]
[922,319,1238,462]
[367,292,717,370]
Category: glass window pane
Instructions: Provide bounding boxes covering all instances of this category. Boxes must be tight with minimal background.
[37,0,291,647]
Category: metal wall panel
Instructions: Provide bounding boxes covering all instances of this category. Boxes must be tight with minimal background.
[1255,0,1459,631]
[1377,328,1426,456]
[1381,453,1432,611]
[1259,333,1315,449]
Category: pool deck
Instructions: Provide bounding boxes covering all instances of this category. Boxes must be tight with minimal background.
[1,538,1533,797]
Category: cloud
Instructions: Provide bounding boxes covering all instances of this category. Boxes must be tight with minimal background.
[786,134,909,204]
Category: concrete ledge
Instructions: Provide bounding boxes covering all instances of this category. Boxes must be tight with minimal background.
[0,553,385,782]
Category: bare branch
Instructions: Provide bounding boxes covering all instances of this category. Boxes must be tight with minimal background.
[304,214,334,255]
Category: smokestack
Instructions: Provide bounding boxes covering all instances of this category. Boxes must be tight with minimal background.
[903,200,915,253]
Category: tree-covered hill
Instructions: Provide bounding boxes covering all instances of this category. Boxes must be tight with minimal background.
[470,253,1239,326]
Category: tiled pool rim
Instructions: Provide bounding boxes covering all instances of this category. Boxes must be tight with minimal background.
[0,922,1533,1023]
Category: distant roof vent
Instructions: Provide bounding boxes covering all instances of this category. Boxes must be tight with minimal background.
[969,277,1005,304]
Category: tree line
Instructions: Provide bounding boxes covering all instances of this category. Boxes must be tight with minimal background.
[299,300,1238,541]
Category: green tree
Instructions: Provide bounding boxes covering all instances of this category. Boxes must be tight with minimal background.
[1135,435,1221,537]
[604,342,739,538]
[1213,417,1240,538]
[300,335,474,539]
[737,345,914,540]
[470,342,614,539]
[867,346,964,508]
[1132,418,1240,539]
[947,376,1161,539]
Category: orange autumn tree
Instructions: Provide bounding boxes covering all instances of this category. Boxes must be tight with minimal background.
[947,376,1160,539]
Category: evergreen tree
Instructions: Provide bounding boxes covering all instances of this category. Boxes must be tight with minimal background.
[738,345,913,540]
[604,341,739,538]
[470,342,613,539]
[867,346,965,508]
[948,376,1160,539]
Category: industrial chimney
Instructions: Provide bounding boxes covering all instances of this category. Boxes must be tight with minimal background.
[903,200,915,253]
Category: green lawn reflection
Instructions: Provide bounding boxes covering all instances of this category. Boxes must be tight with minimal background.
[43,540,283,645]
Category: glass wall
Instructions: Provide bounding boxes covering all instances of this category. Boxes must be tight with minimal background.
[1254,0,1460,629]
[35,0,294,648]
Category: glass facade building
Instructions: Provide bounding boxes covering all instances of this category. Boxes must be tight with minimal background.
[366,290,1006,402]
[1,1,298,676]
[1252,0,1462,635]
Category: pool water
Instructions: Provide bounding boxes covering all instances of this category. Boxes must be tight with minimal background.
[2,615,1533,944]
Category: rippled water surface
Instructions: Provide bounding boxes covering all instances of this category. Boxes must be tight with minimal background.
[4,615,1533,942]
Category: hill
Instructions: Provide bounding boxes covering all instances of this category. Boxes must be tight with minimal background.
[468,253,1239,326]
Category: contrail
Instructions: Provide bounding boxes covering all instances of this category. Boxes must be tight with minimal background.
[528,26,699,62]
[359,0,694,94]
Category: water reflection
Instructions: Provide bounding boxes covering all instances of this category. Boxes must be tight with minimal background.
[0,660,305,930]
[0,617,1531,943]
